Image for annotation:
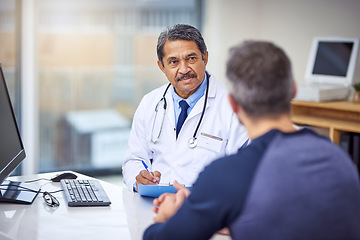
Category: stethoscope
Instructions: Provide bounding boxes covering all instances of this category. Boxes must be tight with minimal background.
[150,73,210,148]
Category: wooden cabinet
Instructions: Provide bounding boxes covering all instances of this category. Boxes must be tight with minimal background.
[291,100,360,144]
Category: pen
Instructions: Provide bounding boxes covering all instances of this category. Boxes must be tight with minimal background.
[141,160,159,183]
[141,160,151,173]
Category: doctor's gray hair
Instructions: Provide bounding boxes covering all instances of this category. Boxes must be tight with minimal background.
[157,24,207,67]
[226,41,293,119]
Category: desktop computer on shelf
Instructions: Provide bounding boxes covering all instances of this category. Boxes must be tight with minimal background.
[294,37,359,102]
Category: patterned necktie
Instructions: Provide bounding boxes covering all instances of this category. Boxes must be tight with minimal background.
[176,100,189,137]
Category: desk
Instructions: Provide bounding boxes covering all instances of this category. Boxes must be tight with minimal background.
[0,172,230,240]
[291,100,360,144]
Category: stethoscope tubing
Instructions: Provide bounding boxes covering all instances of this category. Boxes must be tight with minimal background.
[192,76,209,140]
[151,73,210,146]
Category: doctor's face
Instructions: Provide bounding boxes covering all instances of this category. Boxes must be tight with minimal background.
[158,40,208,99]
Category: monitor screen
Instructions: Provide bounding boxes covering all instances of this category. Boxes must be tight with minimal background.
[0,64,40,204]
[312,42,353,77]
[0,64,25,185]
[305,37,359,86]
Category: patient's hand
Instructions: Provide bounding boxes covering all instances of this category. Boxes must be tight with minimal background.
[152,181,191,223]
[217,228,230,235]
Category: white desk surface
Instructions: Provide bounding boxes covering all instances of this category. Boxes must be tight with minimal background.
[1,171,231,240]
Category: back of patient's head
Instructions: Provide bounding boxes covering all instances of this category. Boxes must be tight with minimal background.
[226,41,293,119]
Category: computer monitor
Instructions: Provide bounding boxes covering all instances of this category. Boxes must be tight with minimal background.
[305,37,359,86]
[0,63,40,204]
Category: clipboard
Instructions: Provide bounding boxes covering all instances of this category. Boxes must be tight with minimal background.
[137,184,192,198]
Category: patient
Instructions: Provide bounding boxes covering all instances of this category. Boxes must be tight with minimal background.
[143,40,360,240]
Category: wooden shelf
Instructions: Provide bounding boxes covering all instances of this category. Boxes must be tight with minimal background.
[291,100,360,144]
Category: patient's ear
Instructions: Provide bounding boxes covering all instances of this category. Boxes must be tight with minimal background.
[228,94,246,125]
[227,94,239,113]
[292,80,297,99]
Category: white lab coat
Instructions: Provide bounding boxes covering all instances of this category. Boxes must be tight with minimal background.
[122,73,248,191]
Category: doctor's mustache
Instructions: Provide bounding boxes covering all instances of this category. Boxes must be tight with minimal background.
[175,73,198,82]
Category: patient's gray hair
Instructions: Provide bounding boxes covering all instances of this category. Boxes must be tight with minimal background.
[226,41,293,119]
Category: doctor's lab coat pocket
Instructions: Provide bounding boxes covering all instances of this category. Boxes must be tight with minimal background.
[197,132,225,153]
[193,138,227,174]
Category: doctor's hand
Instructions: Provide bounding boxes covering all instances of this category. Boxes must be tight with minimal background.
[135,170,161,191]
[152,181,191,223]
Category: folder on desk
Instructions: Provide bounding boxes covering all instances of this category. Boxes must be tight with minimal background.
[137,184,192,198]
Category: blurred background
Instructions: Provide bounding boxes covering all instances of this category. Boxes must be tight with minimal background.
[1,0,359,181]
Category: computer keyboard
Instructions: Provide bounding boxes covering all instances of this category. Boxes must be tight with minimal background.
[60,179,111,207]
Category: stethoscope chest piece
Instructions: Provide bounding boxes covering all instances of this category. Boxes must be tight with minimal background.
[188,137,198,148]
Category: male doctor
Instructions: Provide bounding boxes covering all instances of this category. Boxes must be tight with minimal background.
[122,24,247,191]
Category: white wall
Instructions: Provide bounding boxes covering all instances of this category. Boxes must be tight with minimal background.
[203,0,360,85]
